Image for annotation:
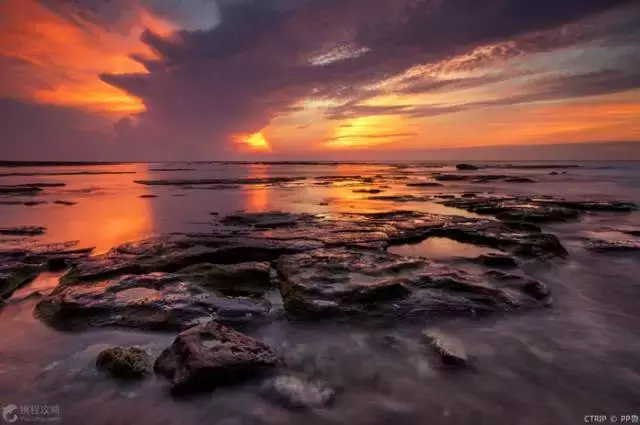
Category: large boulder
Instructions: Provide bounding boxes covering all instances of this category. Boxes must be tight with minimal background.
[36,272,270,331]
[276,249,551,320]
[154,321,280,394]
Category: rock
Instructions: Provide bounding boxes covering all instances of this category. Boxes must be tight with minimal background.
[154,321,280,394]
[0,226,46,236]
[456,164,479,171]
[276,248,552,320]
[585,239,640,252]
[504,177,536,183]
[262,375,336,409]
[352,189,384,194]
[406,182,443,187]
[96,346,152,380]
[221,211,315,229]
[423,330,468,367]
[473,253,518,269]
[0,264,40,300]
[36,272,271,331]
[437,196,635,224]
[426,221,568,259]
[367,195,432,203]
[550,172,559,176]
[177,262,272,296]
[139,195,158,199]
[54,200,77,206]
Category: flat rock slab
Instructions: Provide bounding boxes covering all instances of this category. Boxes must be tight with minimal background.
[276,249,551,321]
[154,321,280,394]
[440,196,636,224]
[0,226,46,236]
[36,272,271,331]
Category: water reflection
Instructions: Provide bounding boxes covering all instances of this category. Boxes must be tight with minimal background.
[244,164,271,212]
[0,164,154,254]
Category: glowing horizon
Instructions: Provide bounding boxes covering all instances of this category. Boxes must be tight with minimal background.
[1,1,639,160]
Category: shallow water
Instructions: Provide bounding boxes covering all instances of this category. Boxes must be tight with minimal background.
[1,161,640,425]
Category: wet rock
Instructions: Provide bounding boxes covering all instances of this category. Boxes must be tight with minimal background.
[36,272,271,331]
[472,254,518,269]
[422,330,468,367]
[221,211,314,229]
[0,264,40,300]
[139,195,158,199]
[406,182,443,187]
[154,321,280,394]
[61,236,321,284]
[0,200,47,206]
[456,164,479,171]
[262,375,336,409]
[495,208,580,224]
[434,174,469,182]
[0,226,46,236]
[504,177,536,183]
[178,262,272,296]
[538,200,637,212]
[585,239,640,252]
[96,346,152,380]
[353,189,384,194]
[438,196,635,224]
[426,221,568,259]
[54,200,77,206]
[276,248,552,320]
[367,195,432,203]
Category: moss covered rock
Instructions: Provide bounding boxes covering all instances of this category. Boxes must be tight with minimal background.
[96,346,152,380]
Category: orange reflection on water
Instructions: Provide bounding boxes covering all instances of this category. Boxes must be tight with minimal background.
[36,165,155,254]
[244,164,271,212]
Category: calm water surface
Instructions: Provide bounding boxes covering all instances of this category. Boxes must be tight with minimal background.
[1,161,639,425]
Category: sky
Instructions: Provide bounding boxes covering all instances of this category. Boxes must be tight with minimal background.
[1,0,639,161]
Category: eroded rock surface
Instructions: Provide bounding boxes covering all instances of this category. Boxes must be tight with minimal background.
[439,196,636,224]
[36,272,271,331]
[154,321,280,394]
[276,249,551,320]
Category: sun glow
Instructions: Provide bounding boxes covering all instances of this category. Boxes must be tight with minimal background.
[235,132,272,152]
[326,116,411,148]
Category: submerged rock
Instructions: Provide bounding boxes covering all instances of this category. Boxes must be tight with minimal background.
[406,182,443,187]
[422,330,468,367]
[276,248,552,321]
[36,272,271,331]
[96,346,152,380]
[585,238,640,252]
[154,321,280,394]
[456,164,479,171]
[262,375,336,409]
[439,196,636,224]
[0,264,40,300]
[0,226,46,236]
[353,189,384,194]
[472,254,518,269]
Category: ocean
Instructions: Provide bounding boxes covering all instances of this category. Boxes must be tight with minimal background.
[0,161,639,424]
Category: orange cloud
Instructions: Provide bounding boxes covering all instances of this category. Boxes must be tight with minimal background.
[0,0,175,115]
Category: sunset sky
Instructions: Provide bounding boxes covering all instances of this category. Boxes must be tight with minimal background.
[1,0,639,160]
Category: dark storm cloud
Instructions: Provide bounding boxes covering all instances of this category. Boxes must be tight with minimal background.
[98,0,638,157]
